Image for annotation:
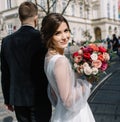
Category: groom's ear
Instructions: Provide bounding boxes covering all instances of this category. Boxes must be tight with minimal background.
[34,15,38,27]
[34,15,38,20]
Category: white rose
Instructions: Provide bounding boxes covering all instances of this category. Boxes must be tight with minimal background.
[83,62,89,68]
[74,63,78,68]
[92,67,98,75]
[91,53,98,61]
[83,67,92,75]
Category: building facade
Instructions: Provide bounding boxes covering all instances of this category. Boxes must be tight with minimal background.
[0,0,120,43]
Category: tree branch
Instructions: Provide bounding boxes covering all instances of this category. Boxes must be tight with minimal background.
[34,0,47,14]
[49,0,58,10]
[61,0,73,15]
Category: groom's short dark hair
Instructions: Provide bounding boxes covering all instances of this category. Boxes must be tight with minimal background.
[19,1,38,21]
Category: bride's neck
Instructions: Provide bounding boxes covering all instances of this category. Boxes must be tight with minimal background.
[48,48,64,55]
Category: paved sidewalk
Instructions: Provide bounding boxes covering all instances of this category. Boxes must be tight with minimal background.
[0,80,17,122]
[88,55,120,122]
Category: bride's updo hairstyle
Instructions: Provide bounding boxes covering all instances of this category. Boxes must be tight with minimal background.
[41,13,70,49]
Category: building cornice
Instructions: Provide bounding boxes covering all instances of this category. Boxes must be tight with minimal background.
[0,7,18,20]
[91,18,120,25]
[0,6,18,14]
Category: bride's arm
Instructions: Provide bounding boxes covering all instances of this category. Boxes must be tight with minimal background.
[53,57,91,111]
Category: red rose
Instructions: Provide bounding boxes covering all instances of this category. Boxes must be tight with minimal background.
[74,55,83,63]
[73,52,79,57]
[99,46,107,53]
[83,53,91,59]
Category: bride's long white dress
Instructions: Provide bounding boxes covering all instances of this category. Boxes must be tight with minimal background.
[44,54,95,122]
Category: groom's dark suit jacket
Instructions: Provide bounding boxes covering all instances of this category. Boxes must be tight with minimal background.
[1,26,51,112]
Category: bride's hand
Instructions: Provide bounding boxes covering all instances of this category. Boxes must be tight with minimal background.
[86,76,97,83]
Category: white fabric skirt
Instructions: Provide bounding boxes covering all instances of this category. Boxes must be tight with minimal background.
[51,103,95,122]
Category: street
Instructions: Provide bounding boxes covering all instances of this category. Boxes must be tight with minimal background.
[88,55,120,122]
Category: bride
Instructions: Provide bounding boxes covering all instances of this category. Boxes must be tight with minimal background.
[41,13,95,122]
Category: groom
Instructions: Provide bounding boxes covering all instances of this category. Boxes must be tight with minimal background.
[0,1,51,122]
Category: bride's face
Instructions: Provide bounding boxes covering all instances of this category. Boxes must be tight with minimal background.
[51,22,70,50]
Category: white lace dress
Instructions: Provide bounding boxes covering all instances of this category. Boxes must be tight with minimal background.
[44,54,95,122]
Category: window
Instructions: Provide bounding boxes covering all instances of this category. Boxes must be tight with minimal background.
[113,5,115,19]
[87,9,89,19]
[114,27,117,34]
[62,1,67,14]
[40,0,45,8]
[7,24,13,35]
[107,3,110,18]
[72,27,76,40]
[80,4,83,18]
[53,0,57,12]
[7,0,11,9]
[71,4,75,16]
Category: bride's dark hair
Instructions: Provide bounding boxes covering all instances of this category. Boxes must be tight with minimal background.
[41,13,70,49]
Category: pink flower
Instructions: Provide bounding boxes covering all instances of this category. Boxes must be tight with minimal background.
[92,60,102,68]
[82,46,93,53]
[74,55,82,63]
[70,43,110,83]
[103,52,110,61]
[101,62,108,71]
[78,49,83,55]
[88,43,99,51]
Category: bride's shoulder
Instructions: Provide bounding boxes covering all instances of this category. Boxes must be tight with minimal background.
[46,50,68,64]
[51,54,66,63]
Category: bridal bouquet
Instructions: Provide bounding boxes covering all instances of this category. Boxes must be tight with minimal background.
[71,43,110,83]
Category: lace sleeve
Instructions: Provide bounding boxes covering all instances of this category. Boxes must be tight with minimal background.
[53,56,91,112]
